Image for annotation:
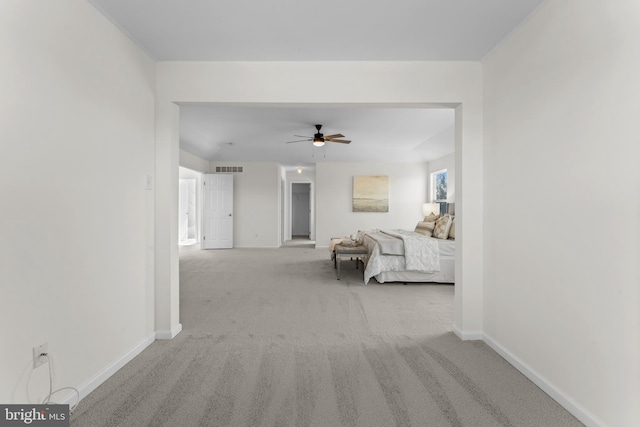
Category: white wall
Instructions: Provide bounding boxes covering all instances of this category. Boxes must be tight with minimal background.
[209,162,281,248]
[316,162,428,245]
[0,0,155,404]
[180,149,210,174]
[482,1,640,426]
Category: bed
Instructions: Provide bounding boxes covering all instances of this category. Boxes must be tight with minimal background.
[357,227,455,285]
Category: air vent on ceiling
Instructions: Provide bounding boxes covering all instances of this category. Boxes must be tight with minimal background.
[215,166,243,173]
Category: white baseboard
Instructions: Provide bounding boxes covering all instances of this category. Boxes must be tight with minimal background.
[61,333,156,406]
[155,323,182,340]
[452,324,483,340]
[482,333,606,427]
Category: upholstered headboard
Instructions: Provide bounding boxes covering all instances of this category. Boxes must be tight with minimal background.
[437,202,455,216]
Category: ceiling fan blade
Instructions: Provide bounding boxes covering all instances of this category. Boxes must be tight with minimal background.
[287,126,350,145]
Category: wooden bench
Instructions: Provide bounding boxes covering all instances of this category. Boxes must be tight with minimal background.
[333,244,368,280]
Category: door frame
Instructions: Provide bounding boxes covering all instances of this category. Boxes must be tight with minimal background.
[178,178,196,242]
[290,182,311,238]
[288,180,314,241]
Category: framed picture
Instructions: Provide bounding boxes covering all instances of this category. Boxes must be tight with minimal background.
[352,175,389,212]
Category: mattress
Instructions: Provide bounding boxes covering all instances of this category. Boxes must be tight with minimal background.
[361,230,455,284]
[374,258,455,284]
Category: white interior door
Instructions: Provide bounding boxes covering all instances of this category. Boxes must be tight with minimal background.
[178,179,189,242]
[186,179,196,239]
[202,174,234,249]
[179,178,197,242]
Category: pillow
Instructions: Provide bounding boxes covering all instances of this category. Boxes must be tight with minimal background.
[423,212,440,223]
[433,214,453,239]
[448,218,455,240]
[414,221,435,237]
[340,237,358,247]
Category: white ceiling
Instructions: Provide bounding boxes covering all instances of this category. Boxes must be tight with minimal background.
[89,0,544,62]
[180,105,456,168]
[88,0,544,169]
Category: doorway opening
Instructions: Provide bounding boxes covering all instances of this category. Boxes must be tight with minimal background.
[165,102,474,343]
[286,182,314,247]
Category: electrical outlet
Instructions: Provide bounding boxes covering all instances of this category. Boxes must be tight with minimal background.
[33,343,48,369]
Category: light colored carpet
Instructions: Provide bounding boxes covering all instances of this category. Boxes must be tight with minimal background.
[281,238,315,249]
[71,247,583,427]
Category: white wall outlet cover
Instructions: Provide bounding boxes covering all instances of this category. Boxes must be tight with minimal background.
[33,343,48,369]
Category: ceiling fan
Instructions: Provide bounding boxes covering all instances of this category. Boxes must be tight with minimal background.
[285,124,351,147]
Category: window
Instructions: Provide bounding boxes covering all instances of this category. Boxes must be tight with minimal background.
[431,169,448,202]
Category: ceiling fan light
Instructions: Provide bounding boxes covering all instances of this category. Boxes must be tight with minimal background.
[312,138,325,147]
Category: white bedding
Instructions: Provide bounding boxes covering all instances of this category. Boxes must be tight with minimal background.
[363,230,404,255]
[360,230,455,284]
[379,229,440,272]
